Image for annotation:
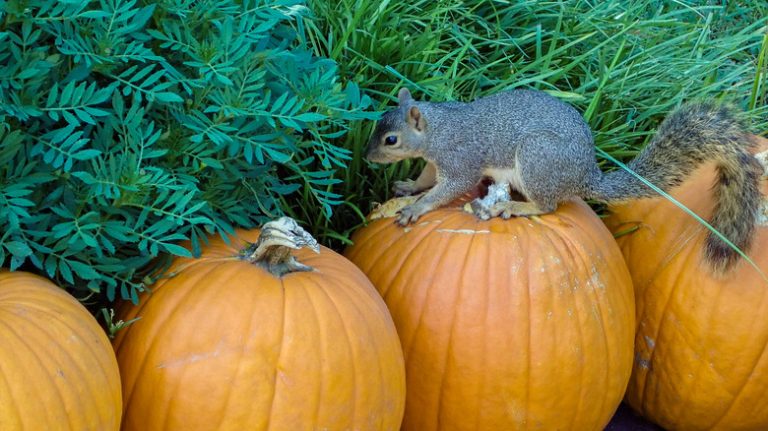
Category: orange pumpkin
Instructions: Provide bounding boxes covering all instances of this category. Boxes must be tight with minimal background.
[113,218,405,431]
[0,270,122,430]
[604,136,768,430]
[345,196,635,430]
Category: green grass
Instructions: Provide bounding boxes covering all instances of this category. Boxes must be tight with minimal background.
[292,0,768,250]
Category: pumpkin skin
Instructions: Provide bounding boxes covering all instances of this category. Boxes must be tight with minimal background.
[345,197,635,431]
[113,228,406,431]
[0,270,122,430]
[604,136,768,431]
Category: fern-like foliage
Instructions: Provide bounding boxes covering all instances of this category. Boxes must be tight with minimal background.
[0,0,375,302]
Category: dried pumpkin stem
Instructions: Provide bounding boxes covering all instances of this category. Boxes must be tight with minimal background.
[241,217,320,276]
[465,182,512,214]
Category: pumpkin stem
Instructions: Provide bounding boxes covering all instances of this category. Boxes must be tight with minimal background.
[241,217,320,276]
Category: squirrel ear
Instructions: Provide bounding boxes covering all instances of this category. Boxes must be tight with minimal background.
[407,106,426,132]
[398,88,412,105]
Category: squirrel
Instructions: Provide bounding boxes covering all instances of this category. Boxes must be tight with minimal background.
[366,87,762,273]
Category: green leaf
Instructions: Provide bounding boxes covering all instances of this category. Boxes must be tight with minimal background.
[59,260,74,284]
[162,243,193,257]
[60,81,76,106]
[155,92,184,103]
[4,241,32,258]
[68,260,100,280]
[80,10,111,18]
[295,112,327,122]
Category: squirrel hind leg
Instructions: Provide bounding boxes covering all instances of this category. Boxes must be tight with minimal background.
[469,182,549,219]
[488,200,554,219]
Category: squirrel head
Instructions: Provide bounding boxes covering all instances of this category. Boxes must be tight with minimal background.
[366,87,428,164]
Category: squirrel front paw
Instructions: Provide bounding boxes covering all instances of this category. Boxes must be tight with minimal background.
[396,203,428,225]
[393,180,422,197]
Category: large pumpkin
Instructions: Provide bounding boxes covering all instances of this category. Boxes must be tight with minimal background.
[113,218,405,431]
[604,136,768,430]
[0,270,122,430]
[345,196,635,430]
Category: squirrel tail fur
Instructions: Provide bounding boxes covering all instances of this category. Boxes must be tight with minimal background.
[586,102,762,273]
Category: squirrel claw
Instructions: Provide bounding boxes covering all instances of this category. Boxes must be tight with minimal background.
[396,204,424,225]
[499,209,515,219]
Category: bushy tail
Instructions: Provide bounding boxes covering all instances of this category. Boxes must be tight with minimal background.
[587,102,762,273]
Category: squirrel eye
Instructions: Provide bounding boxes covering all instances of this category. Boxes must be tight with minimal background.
[384,135,398,145]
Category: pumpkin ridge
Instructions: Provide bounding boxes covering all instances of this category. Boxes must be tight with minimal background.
[396,223,451,365]
[673,278,725,426]
[335,258,407,428]
[397,215,472,429]
[56,305,120,428]
[708,290,768,428]
[0,308,76,426]
[380,221,438,302]
[298,278,325,427]
[18,299,118,407]
[211,264,261,429]
[0,272,121,429]
[637,258,688,419]
[656,246,696,422]
[400,219,460,360]
[435,222,480,428]
[122,260,223,426]
[309,273,361,426]
[571,224,613,429]
[647,224,702,287]
[340,260,405,425]
[522,229,533,429]
[539,224,589,430]
[262,274,287,431]
[0,344,24,429]
[308,277,366,421]
[363,212,403,240]
[0,314,56,427]
[565,213,621,426]
[159,264,233,431]
[524,206,617,429]
[570,204,634,429]
[14,300,114,427]
[474,231,493,428]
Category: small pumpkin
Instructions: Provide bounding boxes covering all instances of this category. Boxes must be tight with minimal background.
[113,218,405,431]
[345,195,635,431]
[604,136,768,430]
[0,270,122,430]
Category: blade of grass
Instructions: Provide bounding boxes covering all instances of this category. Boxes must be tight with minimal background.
[596,147,768,283]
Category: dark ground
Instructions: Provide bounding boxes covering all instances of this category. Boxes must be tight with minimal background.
[605,404,665,431]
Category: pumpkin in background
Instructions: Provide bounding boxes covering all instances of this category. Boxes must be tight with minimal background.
[604,136,768,430]
[345,195,635,431]
[0,270,122,430]
[113,218,405,431]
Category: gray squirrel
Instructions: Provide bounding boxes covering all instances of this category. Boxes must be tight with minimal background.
[366,87,762,273]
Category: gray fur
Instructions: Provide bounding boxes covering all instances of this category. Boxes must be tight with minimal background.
[367,88,760,273]
[585,102,761,273]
